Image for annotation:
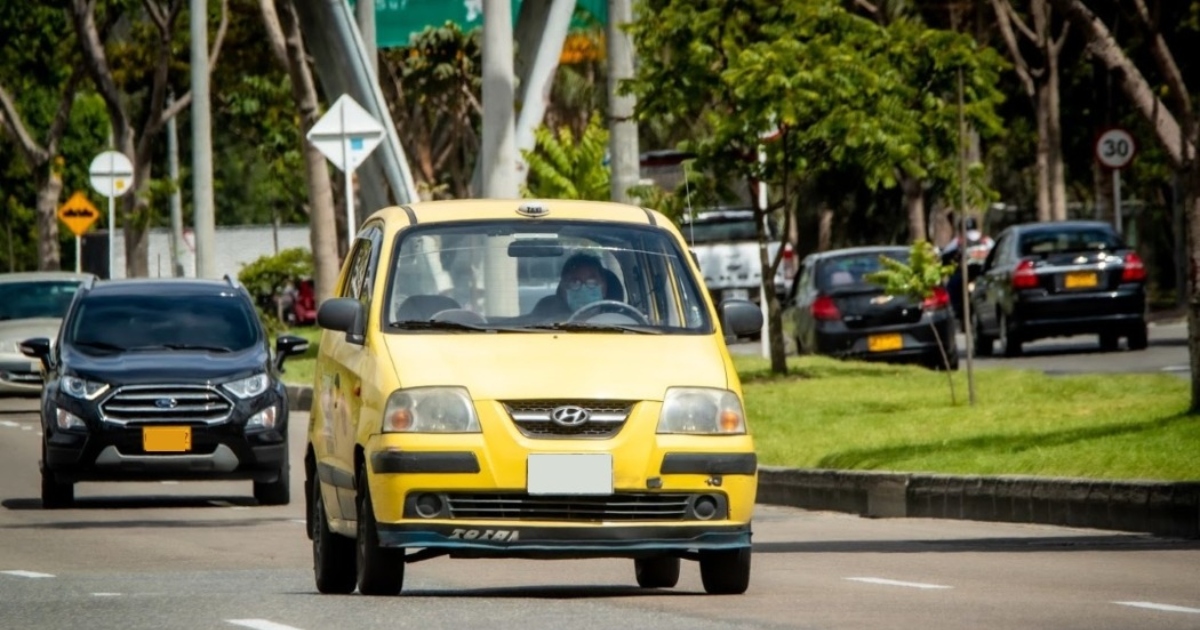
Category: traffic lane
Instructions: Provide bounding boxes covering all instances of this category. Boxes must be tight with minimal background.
[0,394,309,574]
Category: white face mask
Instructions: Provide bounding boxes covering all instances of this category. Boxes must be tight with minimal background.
[565,284,603,311]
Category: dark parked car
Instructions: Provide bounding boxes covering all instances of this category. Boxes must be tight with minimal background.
[970,220,1147,357]
[786,246,958,370]
[21,277,311,508]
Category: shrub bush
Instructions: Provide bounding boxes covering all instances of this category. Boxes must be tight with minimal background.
[238,247,313,333]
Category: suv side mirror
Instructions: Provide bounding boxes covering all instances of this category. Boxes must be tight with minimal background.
[719,299,764,341]
[317,298,366,345]
[20,337,53,372]
[274,334,311,372]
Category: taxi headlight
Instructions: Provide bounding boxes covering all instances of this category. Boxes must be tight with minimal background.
[383,387,480,433]
[657,387,746,435]
[224,373,270,399]
[61,375,109,401]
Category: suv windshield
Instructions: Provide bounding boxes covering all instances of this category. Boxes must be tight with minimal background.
[65,293,260,352]
[385,220,712,334]
[0,281,82,321]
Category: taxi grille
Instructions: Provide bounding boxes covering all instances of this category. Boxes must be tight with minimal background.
[100,384,233,425]
[444,493,692,521]
[502,400,633,439]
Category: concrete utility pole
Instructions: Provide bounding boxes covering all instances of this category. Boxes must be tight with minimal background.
[513,0,574,184]
[481,0,519,317]
[190,0,216,278]
[356,0,377,75]
[607,0,640,204]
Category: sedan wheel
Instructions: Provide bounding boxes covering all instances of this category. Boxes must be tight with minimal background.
[999,313,1022,357]
[972,313,994,357]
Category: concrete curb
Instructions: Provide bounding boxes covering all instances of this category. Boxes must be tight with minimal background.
[284,385,1199,539]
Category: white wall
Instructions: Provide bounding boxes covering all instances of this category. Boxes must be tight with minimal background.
[111,224,312,279]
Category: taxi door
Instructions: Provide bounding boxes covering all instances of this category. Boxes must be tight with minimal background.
[314,224,385,521]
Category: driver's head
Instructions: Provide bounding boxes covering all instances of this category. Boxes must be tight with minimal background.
[558,253,608,311]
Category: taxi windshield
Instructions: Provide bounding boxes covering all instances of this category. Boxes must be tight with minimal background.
[384,220,713,334]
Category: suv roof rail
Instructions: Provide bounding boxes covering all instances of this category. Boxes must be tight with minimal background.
[223,274,240,289]
[82,275,97,291]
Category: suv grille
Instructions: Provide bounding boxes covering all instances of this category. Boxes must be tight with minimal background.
[445,493,692,521]
[502,400,633,438]
[100,385,233,426]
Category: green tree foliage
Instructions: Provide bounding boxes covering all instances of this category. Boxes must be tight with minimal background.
[237,246,313,332]
[521,114,610,200]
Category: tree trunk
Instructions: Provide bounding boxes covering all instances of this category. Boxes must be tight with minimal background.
[818,208,833,252]
[1047,51,1068,220]
[1035,80,1053,222]
[35,167,63,271]
[1186,162,1200,410]
[123,158,153,278]
[902,175,926,243]
[274,0,339,303]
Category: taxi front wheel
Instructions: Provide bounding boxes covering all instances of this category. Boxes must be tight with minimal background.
[635,556,680,588]
[356,463,406,596]
[312,476,356,594]
[699,547,751,595]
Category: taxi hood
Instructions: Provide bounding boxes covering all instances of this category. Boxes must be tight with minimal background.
[381,333,730,401]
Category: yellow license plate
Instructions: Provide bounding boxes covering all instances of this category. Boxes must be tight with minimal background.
[143,426,192,452]
[1065,272,1098,289]
[868,334,903,352]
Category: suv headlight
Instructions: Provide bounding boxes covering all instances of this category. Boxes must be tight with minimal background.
[224,373,269,399]
[657,387,746,435]
[383,387,480,433]
[61,376,109,401]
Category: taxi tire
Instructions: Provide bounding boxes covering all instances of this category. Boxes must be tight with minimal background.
[356,464,405,596]
[40,444,73,509]
[312,479,357,594]
[635,556,680,588]
[699,547,751,595]
[254,462,290,506]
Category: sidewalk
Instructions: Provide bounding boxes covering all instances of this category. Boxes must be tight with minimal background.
[283,385,1199,539]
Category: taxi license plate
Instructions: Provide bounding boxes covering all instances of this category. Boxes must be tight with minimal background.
[868,334,903,352]
[527,453,612,495]
[1065,271,1098,289]
[143,426,192,453]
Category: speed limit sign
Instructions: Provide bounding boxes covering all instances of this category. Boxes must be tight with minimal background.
[1095,128,1136,169]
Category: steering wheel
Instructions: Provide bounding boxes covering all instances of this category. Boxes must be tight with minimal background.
[567,300,651,325]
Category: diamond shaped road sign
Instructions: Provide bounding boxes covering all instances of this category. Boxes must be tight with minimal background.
[58,191,101,236]
[307,94,385,173]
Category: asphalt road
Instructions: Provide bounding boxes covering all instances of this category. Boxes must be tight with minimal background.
[734,321,1191,376]
[2,396,1199,629]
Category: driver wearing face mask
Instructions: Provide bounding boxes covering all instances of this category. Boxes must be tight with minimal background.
[558,253,609,312]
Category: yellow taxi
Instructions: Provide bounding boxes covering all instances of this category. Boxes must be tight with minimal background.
[306,199,763,596]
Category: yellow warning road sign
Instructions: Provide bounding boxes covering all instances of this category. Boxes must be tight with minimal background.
[58,191,101,236]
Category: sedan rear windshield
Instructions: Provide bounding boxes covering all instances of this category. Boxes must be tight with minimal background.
[817,251,907,293]
[1019,228,1122,256]
[65,293,260,353]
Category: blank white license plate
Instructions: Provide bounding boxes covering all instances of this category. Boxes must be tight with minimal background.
[527,453,613,495]
[726,288,749,300]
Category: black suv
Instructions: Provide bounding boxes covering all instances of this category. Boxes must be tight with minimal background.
[20,277,310,508]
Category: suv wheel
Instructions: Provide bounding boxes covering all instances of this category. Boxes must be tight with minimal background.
[254,457,291,506]
[635,556,680,588]
[699,547,751,595]
[356,462,405,596]
[40,444,73,509]
[312,476,356,594]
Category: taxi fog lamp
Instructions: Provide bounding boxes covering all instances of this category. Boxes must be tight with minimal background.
[657,388,746,435]
[61,375,108,401]
[414,493,444,518]
[246,405,278,429]
[383,387,480,433]
[692,495,720,520]
[55,408,87,430]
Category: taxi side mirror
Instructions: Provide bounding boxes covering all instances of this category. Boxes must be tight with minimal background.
[317,298,365,345]
[719,299,763,341]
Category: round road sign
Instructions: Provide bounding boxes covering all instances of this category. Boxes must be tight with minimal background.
[1095,128,1136,169]
[89,150,135,198]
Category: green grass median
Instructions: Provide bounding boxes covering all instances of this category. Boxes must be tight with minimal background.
[279,326,1199,482]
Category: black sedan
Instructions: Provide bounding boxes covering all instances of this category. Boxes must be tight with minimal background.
[786,246,958,370]
[970,220,1147,357]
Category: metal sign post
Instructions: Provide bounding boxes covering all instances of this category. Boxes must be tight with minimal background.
[307,94,385,245]
[1095,128,1136,235]
[88,150,135,277]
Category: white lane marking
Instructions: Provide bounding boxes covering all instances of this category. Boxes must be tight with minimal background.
[845,577,951,590]
[1114,601,1200,614]
[1162,365,1190,373]
[1,570,55,579]
[290,519,307,525]
[160,481,180,485]
[227,620,306,630]
[93,593,122,597]
[0,421,19,428]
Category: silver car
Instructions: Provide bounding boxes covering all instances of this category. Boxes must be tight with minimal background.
[0,271,93,395]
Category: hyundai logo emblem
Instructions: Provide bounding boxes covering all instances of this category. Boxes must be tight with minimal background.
[549,405,590,427]
[154,398,178,409]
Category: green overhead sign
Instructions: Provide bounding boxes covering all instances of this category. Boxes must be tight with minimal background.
[355,0,608,48]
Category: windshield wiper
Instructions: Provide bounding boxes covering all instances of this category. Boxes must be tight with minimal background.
[71,340,126,352]
[130,343,233,352]
[388,320,490,332]
[525,322,662,334]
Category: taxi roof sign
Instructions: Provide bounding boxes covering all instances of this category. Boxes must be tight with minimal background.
[58,191,101,236]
